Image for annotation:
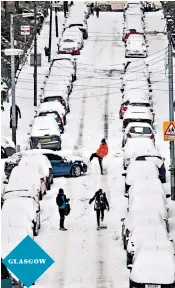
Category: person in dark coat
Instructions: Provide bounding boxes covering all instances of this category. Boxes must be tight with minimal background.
[95,6,100,17]
[56,188,69,231]
[10,104,21,129]
[89,189,110,229]
[89,138,108,175]
[90,3,94,14]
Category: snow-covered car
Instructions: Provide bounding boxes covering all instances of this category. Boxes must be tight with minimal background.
[59,38,81,55]
[126,33,146,45]
[122,122,155,147]
[63,27,84,50]
[42,90,70,114]
[121,210,168,250]
[123,106,154,129]
[64,19,88,39]
[2,226,34,258]
[127,192,168,220]
[129,245,175,288]
[122,160,159,192]
[125,39,148,58]
[123,60,151,84]
[2,197,40,236]
[52,57,76,82]
[135,154,166,183]
[126,225,171,267]
[19,154,53,191]
[37,101,66,127]
[1,137,16,158]
[52,55,77,81]
[122,137,157,169]
[35,149,87,177]
[29,116,62,150]
[128,178,170,201]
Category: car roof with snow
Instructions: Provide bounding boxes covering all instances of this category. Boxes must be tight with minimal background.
[2,208,32,226]
[43,90,68,99]
[130,249,175,284]
[125,210,166,230]
[126,161,159,183]
[122,92,149,104]
[2,197,38,215]
[125,122,152,131]
[66,18,85,26]
[53,54,75,62]
[124,138,156,152]
[130,225,168,242]
[129,193,168,219]
[129,179,166,197]
[127,40,145,48]
[31,116,60,137]
[1,137,15,149]
[38,101,65,115]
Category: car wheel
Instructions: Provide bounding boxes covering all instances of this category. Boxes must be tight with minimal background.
[123,236,127,250]
[161,177,166,184]
[33,222,39,236]
[122,140,125,148]
[63,116,67,125]
[127,252,132,267]
[74,74,77,81]
[71,165,81,177]
[39,190,42,201]
[129,281,133,288]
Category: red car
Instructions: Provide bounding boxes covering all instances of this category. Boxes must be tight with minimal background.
[119,102,129,119]
[122,30,143,42]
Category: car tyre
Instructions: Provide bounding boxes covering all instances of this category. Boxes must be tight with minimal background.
[127,252,132,267]
[63,116,67,125]
[39,190,42,201]
[71,165,81,177]
[33,221,39,236]
[123,235,127,250]
[122,140,125,148]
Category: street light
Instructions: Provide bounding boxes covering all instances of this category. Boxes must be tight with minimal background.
[4,14,24,146]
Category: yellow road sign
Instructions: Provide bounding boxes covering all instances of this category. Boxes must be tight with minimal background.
[163,121,175,141]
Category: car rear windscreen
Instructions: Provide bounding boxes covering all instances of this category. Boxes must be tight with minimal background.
[130,126,152,134]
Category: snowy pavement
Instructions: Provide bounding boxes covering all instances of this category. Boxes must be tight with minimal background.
[2,7,175,288]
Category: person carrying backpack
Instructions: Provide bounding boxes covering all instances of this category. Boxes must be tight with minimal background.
[56,188,70,231]
[89,189,110,230]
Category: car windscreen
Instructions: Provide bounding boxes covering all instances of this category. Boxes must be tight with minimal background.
[44,96,62,102]
[63,39,75,42]
[70,24,83,28]
[130,126,152,134]
[128,119,152,125]
[39,111,60,120]
[136,155,162,161]
[131,103,150,107]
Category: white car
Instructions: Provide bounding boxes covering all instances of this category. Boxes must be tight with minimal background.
[29,116,62,150]
[123,106,154,129]
[37,101,66,125]
[122,138,157,169]
[2,226,34,258]
[42,90,69,114]
[52,57,76,82]
[52,54,77,81]
[122,160,159,192]
[122,122,155,147]
[121,210,168,250]
[127,193,168,220]
[126,225,171,267]
[59,37,80,55]
[64,19,88,39]
[64,27,84,49]
[1,136,16,158]
[129,245,175,287]
[126,34,146,45]
[19,154,53,190]
[2,197,40,236]
[128,178,170,201]
[125,40,147,58]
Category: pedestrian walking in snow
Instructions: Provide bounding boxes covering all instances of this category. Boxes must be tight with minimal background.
[10,104,21,129]
[89,139,108,175]
[56,188,70,231]
[89,189,110,230]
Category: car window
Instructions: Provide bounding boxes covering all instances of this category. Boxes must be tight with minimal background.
[130,126,152,134]
[44,154,62,161]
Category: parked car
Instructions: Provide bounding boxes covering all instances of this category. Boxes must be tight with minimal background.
[135,155,166,183]
[126,33,146,45]
[64,19,88,39]
[129,245,175,288]
[52,55,77,80]
[1,137,16,159]
[123,106,154,129]
[126,225,171,267]
[122,160,159,192]
[125,39,148,58]
[42,91,70,114]
[34,149,88,177]
[64,27,84,49]
[127,193,168,220]
[59,37,81,55]
[52,57,76,82]
[122,122,156,147]
[29,116,62,150]
[122,138,157,169]
[121,210,168,250]
[2,197,40,236]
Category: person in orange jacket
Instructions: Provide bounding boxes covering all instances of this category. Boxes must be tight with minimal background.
[89,139,108,175]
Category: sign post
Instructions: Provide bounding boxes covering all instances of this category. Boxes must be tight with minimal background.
[20,25,30,44]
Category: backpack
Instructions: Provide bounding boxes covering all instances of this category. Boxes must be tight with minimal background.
[94,193,106,210]
[56,195,64,207]
[64,203,71,216]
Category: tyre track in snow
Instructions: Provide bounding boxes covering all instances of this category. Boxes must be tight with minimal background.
[96,16,117,288]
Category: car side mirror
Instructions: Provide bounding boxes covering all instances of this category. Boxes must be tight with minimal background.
[122,172,127,177]
[124,194,129,198]
[36,209,40,213]
[153,130,157,134]
[169,237,173,242]
[121,217,125,222]
[166,194,171,198]
[3,180,8,184]
[127,264,133,270]
[40,99,44,103]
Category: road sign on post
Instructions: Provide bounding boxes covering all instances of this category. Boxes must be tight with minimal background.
[163,121,175,141]
[20,25,30,35]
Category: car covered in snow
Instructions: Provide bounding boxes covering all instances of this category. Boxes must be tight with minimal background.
[29,116,62,150]
[126,225,171,267]
[1,137,16,159]
[41,90,70,114]
[125,39,148,58]
[2,197,40,236]
[59,37,81,55]
[34,149,87,177]
[64,19,88,39]
[129,244,175,288]
[52,55,77,81]
[127,192,168,220]
[121,210,168,250]
[123,106,154,129]
[122,122,155,147]
[52,56,77,82]
[63,27,84,50]
[122,137,157,169]
[122,160,159,192]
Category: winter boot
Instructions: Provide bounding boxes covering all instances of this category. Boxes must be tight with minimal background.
[97,226,100,230]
